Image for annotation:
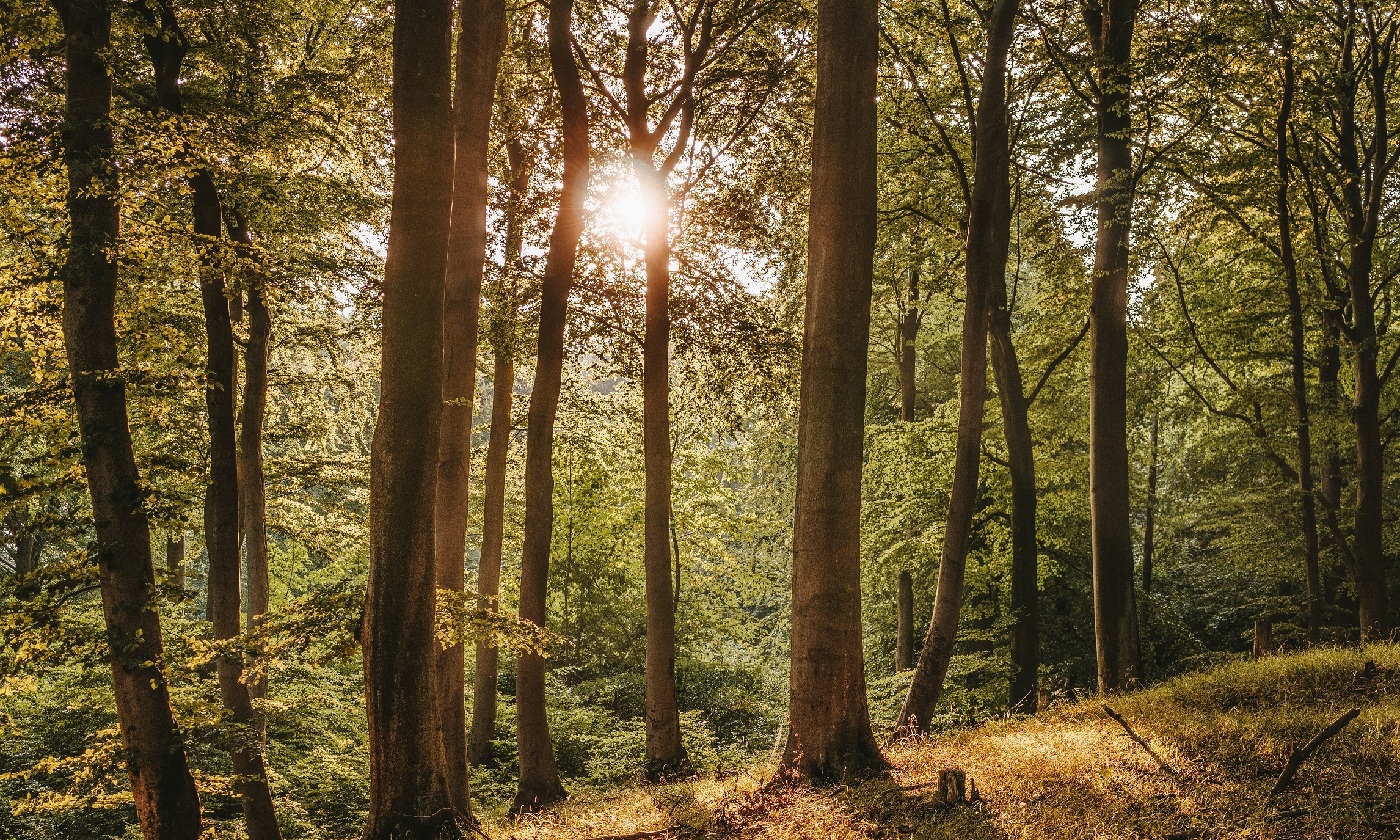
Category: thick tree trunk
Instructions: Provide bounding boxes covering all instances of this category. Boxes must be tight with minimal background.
[433,0,507,813]
[231,219,271,701]
[470,349,512,767]
[166,533,186,592]
[899,0,1019,734]
[899,269,920,422]
[780,0,886,781]
[1272,39,1323,641]
[1142,415,1156,594]
[988,255,1037,714]
[1085,0,1141,694]
[512,0,589,812]
[895,571,915,672]
[134,5,282,833]
[362,0,459,835]
[52,3,204,835]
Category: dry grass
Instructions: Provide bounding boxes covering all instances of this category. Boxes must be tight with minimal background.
[484,644,1400,840]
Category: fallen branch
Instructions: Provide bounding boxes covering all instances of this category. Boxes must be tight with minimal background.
[1102,705,1177,776]
[571,830,674,840]
[1268,707,1361,798]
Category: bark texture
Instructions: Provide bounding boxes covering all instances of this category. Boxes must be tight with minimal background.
[899,0,1019,733]
[434,0,507,812]
[1085,0,1142,693]
[899,269,920,422]
[513,0,589,812]
[362,0,460,834]
[53,1,204,835]
[780,0,886,781]
[895,571,915,672]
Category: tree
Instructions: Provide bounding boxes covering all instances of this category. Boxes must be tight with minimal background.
[50,0,204,835]
[1085,0,1142,693]
[513,0,591,812]
[779,0,886,781]
[434,0,507,811]
[361,0,460,834]
[899,0,1020,732]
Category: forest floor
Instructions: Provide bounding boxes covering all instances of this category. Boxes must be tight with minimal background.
[489,645,1400,840]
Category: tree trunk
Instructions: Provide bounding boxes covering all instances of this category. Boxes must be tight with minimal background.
[1142,414,1156,594]
[895,571,915,672]
[133,5,282,833]
[433,0,508,813]
[899,0,1019,734]
[362,0,459,835]
[512,0,589,812]
[470,349,512,767]
[166,533,185,592]
[988,247,1037,714]
[53,3,204,836]
[1317,324,1346,618]
[1085,0,1141,694]
[1271,32,1323,641]
[779,0,886,782]
[1253,619,1274,658]
[231,219,271,701]
[900,268,920,422]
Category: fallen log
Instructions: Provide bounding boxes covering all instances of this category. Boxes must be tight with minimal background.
[1268,707,1361,798]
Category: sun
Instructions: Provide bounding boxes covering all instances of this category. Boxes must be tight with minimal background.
[603,180,663,242]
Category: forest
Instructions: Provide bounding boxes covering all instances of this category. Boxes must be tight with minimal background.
[2,0,1399,836]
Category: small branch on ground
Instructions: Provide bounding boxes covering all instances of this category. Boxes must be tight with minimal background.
[1102,705,1178,776]
[1268,707,1361,799]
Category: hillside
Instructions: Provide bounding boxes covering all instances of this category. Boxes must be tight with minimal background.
[493,645,1400,839]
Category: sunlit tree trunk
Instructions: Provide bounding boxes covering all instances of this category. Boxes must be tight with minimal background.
[780,0,886,781]
[362,0,459,834]
[1085,0,1141,694]
[899,0,1019,734]
[52,2,204,835]
[434,0,507,811]
[513,0,590,811]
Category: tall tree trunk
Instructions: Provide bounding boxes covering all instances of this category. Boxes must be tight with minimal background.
[166,533,186,592]
[231,218,272,700]
[1271,27,1323,641]
[899,268,920,422]
[1142,414,1156,594]
[899,0,1019,734]
[1085,0,1141,694]
[52,1,204,836]
[895,571,915,671]
[433,0,508,813]
[133,5,282,833]
[1317,324,1346,617]
[779,0,886,781]
[988,249,1037,714]
[470,137,530,768]
[361,0,459,835]
[513,0,589,812]
[470,349,513,766]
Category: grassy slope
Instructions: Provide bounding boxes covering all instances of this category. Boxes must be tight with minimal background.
[489,645,1400,839]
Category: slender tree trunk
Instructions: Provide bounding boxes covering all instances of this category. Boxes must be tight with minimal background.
[1142,414,1156,594]
[231,219,272,700]
[1085,0,1141,693]
[166,533,186,592]
[1271,33,1323,641]
[900,269,920,422]
[899,0,1019,734]
[780,0,886,782]
[895,571,915,672]
[362,0,459,835]
[133,5,282,833]
[53,4,204,835]
[988,248,1037,714]
[512,0,589,811]
[470,349,512,766]
[433,0,508,813]
[1318,324,1346,618]
[15,531,37,576]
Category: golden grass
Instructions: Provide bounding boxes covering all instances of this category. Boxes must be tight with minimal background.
[485,644,1400,840]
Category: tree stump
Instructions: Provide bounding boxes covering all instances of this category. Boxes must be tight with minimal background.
[1254,620,1274,658]
[937,768,967,805]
